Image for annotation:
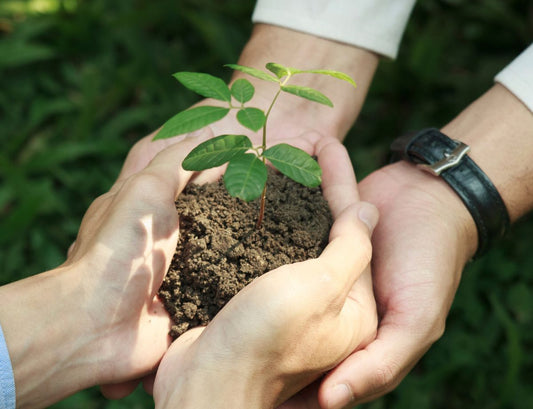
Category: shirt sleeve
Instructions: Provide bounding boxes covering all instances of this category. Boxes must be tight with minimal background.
[0,324,15,409]
[252,0,416,59]
[495,43,533,113]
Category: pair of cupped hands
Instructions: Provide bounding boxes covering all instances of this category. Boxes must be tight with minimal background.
[69,98,471,409]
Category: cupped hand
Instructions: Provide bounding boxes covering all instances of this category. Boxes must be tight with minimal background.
[100,82,360,398]
[65,132,214,390]
[152,139,379,409]
[297,161,477,409]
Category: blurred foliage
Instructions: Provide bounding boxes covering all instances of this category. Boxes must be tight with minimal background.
[0,0,532,407]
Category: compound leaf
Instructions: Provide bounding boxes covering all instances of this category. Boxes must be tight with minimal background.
[224,154,267,201]
[264,143,322,187]
[237,108,266,132]
[173,72,231,102]
[182,134,252,171]
[280,85,333,107]
[231,78,255,103]
[225,64,278,83]
[153,106,230,140]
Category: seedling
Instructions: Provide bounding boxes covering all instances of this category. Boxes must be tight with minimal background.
[154,62,356,228]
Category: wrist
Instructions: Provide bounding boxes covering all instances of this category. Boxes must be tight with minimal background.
[441,84,533,222]
[366,160,479,262]
[0,266,102,408]
[155,338,279,409]
[234,24,379,140]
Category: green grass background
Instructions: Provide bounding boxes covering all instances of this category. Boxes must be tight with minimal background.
[0,0,532,407]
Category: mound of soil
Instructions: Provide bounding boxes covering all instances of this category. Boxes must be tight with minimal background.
[158,170,332,339]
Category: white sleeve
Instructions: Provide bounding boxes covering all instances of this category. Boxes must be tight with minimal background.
[495,43,533,113]
[252,0,416,59]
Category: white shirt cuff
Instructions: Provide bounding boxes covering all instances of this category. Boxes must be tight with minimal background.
[252,0,416,59]
[495,43,533,113]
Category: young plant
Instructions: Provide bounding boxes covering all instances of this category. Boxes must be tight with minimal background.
[153,62,356,228]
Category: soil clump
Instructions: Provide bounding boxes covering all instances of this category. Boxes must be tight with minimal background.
[158,170,332,339]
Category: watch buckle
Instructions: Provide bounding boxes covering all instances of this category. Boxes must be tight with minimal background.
[417,141,470,176]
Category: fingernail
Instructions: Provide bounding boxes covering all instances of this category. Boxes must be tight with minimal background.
[358,202,379,235]
[327,384,354,409]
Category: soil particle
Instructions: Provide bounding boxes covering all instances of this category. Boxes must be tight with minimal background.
[158,170,332,339]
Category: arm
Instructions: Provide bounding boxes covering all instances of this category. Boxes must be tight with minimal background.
[0,134,211,409]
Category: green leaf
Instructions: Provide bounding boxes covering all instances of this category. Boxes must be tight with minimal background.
[225,64,279,83]
[265,62,290,78]
[263,143,322,187]
[153,106,230,140]
[231,78,255,103]
[280,85,333,107]
[237,108,266,132]
[224,154,267,201]
[182,134,252,171]
[173,72,231,102]
[297,69,357,88]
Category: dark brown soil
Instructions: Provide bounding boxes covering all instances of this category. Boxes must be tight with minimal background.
[158,170,332,339]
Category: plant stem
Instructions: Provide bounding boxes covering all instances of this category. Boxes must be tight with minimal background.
[256,83,284,229]
[256,184,267,229]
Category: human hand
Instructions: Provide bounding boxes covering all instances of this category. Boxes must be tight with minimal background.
[152,139,379,409]
[279,161,474,409]
[0,133,216,408]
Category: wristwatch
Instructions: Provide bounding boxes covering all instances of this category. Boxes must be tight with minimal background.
[390,128,510,257]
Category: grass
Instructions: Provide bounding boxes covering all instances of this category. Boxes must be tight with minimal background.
[1,0,532,407]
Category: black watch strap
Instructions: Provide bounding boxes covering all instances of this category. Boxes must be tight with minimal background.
[390,128,510,257]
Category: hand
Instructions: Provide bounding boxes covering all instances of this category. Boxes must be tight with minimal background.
[0,134,211,408]
[301,161,476,409]
[106,24,379,399]
[153,139,379,409]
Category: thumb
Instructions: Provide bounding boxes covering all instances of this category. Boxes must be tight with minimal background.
[318,324,427,408]
[112,127,214,198]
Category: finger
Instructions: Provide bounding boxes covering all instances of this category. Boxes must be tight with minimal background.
[100,379,140,400]
[315,137,359,219]
[276,381,321,409]
[189,166,226,185]
[318,324,431,409]
[115,127,213,186]
[316,202,378,298]
[117,130,191,182]
[112,128,214,199]
[142,373,156,395]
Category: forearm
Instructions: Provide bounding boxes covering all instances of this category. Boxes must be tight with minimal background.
[235,24,379,139]
[0,267,100,409]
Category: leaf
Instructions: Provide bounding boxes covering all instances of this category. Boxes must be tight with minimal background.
[263,144,322,187]
[225,64,279,83]
[297,69,357,88]
[266,62,290,78]
[280,85,333,107]
[224,154,267,201]
[153,106,230,140]
[182,134,252,171]
[173,72,231,102]
[237,108,266,132]
[231,78,255,103]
